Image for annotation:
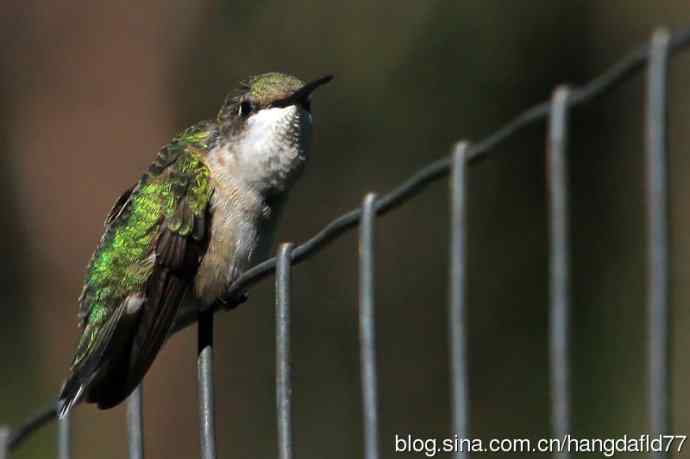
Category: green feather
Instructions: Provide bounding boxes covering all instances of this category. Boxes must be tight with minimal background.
[73,123,214,367]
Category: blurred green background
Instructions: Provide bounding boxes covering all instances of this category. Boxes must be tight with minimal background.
[2,1,690,458]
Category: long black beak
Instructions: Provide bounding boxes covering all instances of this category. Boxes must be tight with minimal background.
[273,74,334,109]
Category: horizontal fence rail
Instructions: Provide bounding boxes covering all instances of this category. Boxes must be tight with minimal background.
[2,24,687,458]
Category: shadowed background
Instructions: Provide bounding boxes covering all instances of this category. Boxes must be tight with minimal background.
[2,1,690,458]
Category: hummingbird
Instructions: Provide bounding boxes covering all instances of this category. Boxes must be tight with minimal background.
[56,72,333,418]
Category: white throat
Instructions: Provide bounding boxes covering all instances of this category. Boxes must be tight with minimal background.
[211,105,311,194]
[244,105,302,150]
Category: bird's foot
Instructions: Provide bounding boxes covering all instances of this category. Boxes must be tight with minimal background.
[221,291,248,311]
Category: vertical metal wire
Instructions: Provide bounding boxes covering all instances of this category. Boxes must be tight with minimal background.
[547,87,572,458]
[0,426,8,459]
[449,142,469,459]
[57,414,71,459]
[127,385,144,459]
[359,193,379,459]
[198,308,217,459]
[646,29,671,456]
[276,243,294,459]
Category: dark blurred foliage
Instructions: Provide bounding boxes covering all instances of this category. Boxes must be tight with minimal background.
[1,1,690,458]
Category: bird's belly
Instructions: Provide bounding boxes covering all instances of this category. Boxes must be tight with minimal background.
[193,198,259,305]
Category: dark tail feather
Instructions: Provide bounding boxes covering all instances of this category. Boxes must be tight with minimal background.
[57,303,128,417]
[56,374,87,419]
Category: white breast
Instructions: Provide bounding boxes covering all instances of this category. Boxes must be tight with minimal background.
[193,176,264,304]
[193,104,312,304]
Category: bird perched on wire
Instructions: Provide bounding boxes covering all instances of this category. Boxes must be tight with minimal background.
[57,73,333,418]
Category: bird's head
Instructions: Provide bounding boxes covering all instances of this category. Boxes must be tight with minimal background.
[213,73,333,193]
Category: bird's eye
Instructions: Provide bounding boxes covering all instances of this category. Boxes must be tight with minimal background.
[238,101,253,118]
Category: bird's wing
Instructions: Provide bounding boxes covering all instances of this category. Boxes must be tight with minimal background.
[74,185,134,324]
[125,145,214,392]
[59,122,216,413]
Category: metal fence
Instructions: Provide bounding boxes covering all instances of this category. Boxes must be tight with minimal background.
[2,25,688,459]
